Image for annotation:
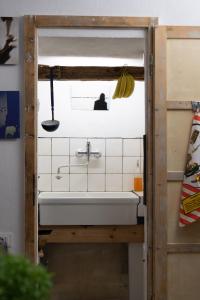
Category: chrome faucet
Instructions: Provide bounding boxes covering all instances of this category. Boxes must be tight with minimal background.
[56,165,69,179]
[76,141,101,161]
[56,142,101,180]
[56,160,89,179]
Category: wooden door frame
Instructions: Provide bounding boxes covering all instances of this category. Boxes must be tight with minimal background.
[24,15,158,299]
[154,26,200,300]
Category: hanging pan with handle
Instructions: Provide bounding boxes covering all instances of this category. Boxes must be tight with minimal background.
[41,66,60,132]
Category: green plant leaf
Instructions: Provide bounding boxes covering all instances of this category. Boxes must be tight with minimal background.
[0,254,52,300]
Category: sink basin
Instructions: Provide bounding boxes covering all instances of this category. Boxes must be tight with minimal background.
[38,191,142,225]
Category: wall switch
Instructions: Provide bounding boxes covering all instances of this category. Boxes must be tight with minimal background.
[0,232,13,250]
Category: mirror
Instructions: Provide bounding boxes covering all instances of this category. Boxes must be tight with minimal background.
[70,81,111,111]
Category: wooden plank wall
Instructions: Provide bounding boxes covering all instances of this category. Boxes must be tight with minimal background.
[166,30,200,300]
[44,243,129,300]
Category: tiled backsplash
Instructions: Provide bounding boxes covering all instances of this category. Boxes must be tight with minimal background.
[38,137,144,192]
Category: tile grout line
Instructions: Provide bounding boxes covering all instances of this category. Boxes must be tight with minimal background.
[69,138,71,192]
[50,138,52,192]
[140,138,142,175]
[86,137,89,192]
[38,137,143,192]
[122,138,124,192]
[105,138,107,192]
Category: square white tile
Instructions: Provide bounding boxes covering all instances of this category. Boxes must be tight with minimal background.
[52,174,69,191]
[88,156,105,174]
[38,138,51,155]
[106,157,122,174]
[70,156,88,174]
[52,156,69,173]
[123,139,140,156]
[88,174,105,191]
[70,174,87,191]
[123,157,140,173]
[70,138,87,156]
[140,157,144,174]
[38,174,51,191]
[38,156,51,174]
[123,174,134,191]
[88,138,105,156]
[52,138,69,155]
[106,139,122,156]
[106,174,122,191]
[140,138,144,156]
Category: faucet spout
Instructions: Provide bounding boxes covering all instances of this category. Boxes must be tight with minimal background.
[56,165,69,179]
[86,141,90,162]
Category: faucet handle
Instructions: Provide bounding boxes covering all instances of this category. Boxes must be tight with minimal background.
[75,149,85,157]
[93,152,102,158]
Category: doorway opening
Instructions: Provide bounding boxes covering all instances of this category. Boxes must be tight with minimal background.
[24,16,156,300]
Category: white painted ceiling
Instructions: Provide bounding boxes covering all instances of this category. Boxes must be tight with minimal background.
[38,37,145,59]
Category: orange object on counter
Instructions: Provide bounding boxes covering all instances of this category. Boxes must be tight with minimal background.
[134,176,143,191]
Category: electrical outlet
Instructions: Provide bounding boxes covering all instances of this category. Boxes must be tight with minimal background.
[0,232,13,249]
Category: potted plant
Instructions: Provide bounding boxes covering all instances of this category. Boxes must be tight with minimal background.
[0,253,52,300]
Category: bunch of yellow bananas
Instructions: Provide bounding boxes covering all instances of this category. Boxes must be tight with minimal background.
[112,71,135,99]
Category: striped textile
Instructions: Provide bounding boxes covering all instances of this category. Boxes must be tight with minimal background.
[179,113,200,226]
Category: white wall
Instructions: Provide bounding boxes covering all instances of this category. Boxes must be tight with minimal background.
[38,80,145,138]
[0,0,200,253]
[38,55,145,138]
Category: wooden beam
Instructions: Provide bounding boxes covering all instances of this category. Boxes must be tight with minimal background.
[167,243,200,254]
[38,65,144,81]
[35,15,157,28]
[167,171,184,181]
[167,100,192,110]
[38,225,144,245]
[167,26,200,39]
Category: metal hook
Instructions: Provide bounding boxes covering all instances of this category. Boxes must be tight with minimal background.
[191,101,200,113]
[122,64,128,74]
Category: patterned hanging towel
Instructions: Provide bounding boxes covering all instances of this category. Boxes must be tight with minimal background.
[179,102,200,226]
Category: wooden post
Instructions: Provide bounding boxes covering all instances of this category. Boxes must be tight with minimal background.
[24,16,38,262]
[153,26,167,300]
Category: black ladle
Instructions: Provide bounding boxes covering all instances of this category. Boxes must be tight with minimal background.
[41,67,60,132]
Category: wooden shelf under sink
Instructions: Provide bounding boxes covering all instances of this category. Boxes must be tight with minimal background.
[38,225,144,247]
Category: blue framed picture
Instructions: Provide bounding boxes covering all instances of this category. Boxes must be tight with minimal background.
[0,91,20,139]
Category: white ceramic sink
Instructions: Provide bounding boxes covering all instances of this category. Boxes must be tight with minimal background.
[38,191,142,225]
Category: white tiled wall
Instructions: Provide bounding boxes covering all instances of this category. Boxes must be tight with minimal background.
[37,137,144,192]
